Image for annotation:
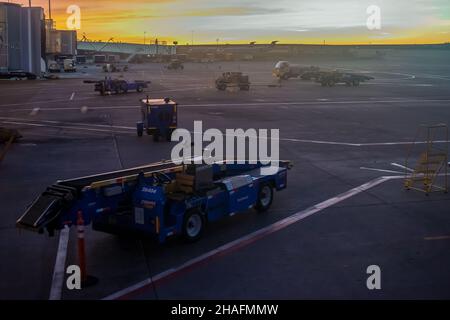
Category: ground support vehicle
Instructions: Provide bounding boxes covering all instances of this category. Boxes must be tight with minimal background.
[273,61,320,80]
[48,61,61,73]
[215,72,250,91]
[317,71,374,87]
[84,78,149,95]
[136,98,177,142]
[103,64,129,73]
[63,59,77,72]
[16,160,292,243]
[166,60,184,70]
[0,71,37,80]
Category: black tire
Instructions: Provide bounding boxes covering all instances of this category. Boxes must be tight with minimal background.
[352,80,360,87]
[182,209,205,242]
[255,184,274,213]
[137,86,143,93]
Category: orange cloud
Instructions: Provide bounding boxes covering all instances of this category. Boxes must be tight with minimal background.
[7,0,450,44]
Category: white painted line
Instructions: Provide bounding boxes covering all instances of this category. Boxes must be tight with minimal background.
[361,70,416,80]
[29,108,40,116]
[0,117,134,130]
[1,116,448,148]
[360,167,404,174]
[180,99,450,108]
[2,98,450,111]
[18,143,37,147]
[202,130,449,148]
[362,141,449,147]
[49,226,70,300]
[70,92,75,101]
[283,137,360,146]
[416,74,450,81]
[103,175,402,300]
[391,162,414,172]
[0,96,95,107]
[1,121,134,135]
[424,235,450,241]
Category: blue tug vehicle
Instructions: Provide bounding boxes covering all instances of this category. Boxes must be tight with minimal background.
[136,97,178,142]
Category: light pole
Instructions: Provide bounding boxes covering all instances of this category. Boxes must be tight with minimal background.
[28,0,32,73]
[191,30,194,46]
[173,41,178,54]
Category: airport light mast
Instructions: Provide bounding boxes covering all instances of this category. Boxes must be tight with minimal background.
[28,0,32,73]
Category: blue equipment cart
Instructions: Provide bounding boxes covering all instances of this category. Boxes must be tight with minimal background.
[16,161,292,243]
[136,97,178,142]
[84,78,149,95]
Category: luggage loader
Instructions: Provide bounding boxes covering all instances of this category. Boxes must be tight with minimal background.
[16,161,292,244]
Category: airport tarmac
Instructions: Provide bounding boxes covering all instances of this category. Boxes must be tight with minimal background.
[1,48,449,299]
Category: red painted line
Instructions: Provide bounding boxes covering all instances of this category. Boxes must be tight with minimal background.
[103,176,401,300]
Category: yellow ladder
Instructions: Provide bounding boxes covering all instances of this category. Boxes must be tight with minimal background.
[404,124,448,195]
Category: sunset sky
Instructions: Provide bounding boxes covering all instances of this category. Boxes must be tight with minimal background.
[9,0,450,44]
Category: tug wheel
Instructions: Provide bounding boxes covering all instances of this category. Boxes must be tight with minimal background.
[256,184,274,213]
[183,209,205,242]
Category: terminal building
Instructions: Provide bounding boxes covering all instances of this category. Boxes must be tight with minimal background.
[45,19,77,58]
[0,2,46,75]
[77,41,176,63]
[0,1,77,75]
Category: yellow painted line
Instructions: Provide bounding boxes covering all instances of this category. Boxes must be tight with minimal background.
[424,235,450,241]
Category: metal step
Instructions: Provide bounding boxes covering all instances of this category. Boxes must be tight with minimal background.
[16,184,78,234]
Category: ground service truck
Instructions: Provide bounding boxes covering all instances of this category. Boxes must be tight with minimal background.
[16,161,292,243]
